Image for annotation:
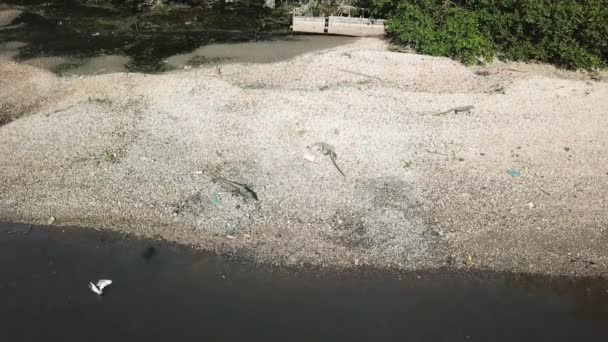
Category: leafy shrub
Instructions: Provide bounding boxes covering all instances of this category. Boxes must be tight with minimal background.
[385,0,493,64]
[376,0,608,69]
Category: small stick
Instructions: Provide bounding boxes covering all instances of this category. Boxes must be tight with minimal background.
[432,105,474,116]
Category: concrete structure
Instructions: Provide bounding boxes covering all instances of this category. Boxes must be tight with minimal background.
[292,16,385,37]
[292,16,326,34]
[327,16,385,37]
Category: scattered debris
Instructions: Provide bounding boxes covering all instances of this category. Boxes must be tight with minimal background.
[425,149,449,157]
[47,216,56,225]
[43,104,77,117]
[244,233,251,238]
[211,198,221,206]
[432,105,474,116]
[303,151,316,163]
[91,32,100,37]
[507,168,522,177]
[569,257,597,269]
[527,202,535,209]
[88,279,112,295]
[226,235,237,239]
[402,160,414,170]
[490,85,505,94]
[6,224,32,235]
[212,176,258,201]
[308,142,346,178]
[338,68,379,80]
[103,150,117,162]
[475,70,492,76]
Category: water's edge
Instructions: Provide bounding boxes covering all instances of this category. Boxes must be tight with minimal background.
[1,222,607,341]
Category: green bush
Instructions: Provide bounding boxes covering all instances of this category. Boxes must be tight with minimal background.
[376,0,608,69]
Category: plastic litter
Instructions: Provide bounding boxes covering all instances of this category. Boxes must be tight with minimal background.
[507,169,521,177]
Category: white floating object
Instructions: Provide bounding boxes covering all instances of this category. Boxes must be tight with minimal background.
[88,279,112,295]
[48,216,56,225]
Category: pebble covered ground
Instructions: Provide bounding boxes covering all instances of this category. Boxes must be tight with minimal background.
[1,38,608,276]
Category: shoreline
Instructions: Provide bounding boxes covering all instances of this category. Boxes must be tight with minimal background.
[4,221,608,281]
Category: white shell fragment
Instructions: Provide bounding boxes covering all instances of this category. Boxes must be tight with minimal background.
[303,151,316,163]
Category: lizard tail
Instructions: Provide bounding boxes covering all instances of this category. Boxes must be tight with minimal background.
[330,156,346,178]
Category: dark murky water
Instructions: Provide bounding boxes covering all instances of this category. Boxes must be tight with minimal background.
[1,223,607,341]
[0,1,354,74]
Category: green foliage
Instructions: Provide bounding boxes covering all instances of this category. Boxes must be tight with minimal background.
[376,0,608,69]
[103,150,117,162]
[385,0,493,64]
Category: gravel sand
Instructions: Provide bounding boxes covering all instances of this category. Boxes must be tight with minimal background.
[0,8,21,27]
[1,37,607,276]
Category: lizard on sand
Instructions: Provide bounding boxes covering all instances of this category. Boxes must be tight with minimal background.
[308,142,346,178]
[212,176,258,201]
[432,105,474,116]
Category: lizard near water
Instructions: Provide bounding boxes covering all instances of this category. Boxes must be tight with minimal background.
[432,105,474,116]
[212,176,258,201]
[308,142,346,178]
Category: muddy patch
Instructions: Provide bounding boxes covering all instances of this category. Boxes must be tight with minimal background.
[0,2,320,73]
[327,209,370,249]
[328,177,444,267]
